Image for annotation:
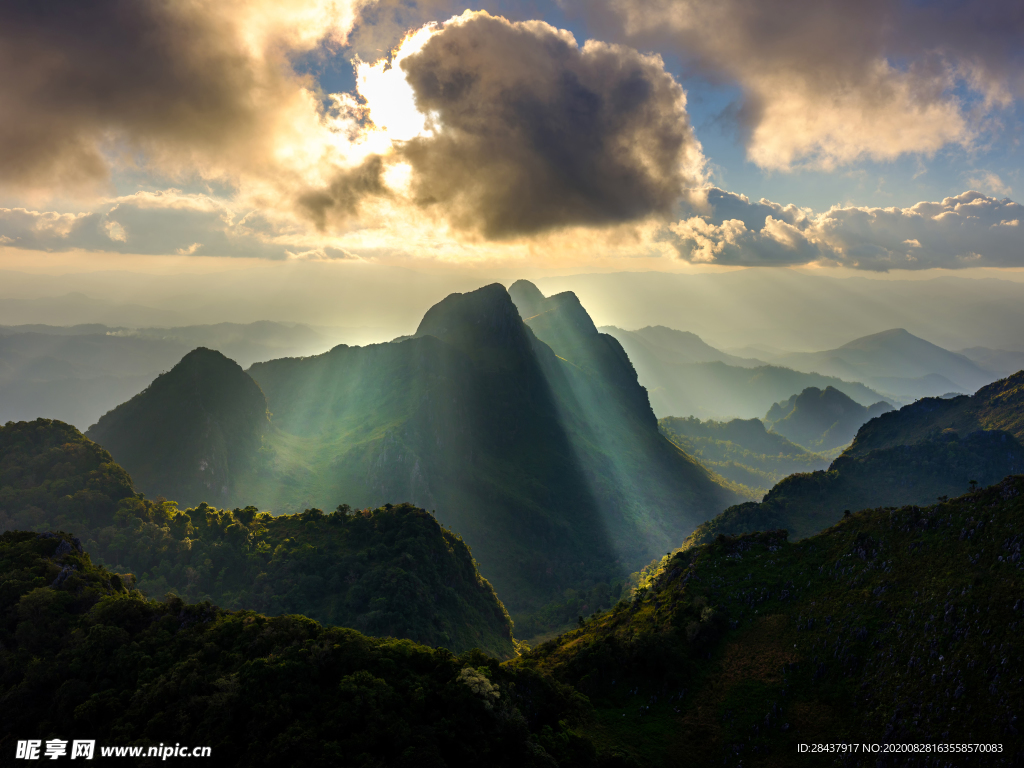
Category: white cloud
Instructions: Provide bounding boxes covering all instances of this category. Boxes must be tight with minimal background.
[965,171,1013,197]
[673,188,1024,270]
[586,0,1023,170]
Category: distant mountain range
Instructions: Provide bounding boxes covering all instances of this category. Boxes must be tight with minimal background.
[690,370,1024,544]
[86,283,740,617]
[534,269,1024,352]
[0,419,516,658]
[598,325,762,368]
[957,346,1024,379]
[604,322,1020,419]
[659,416,829,496]
[751,328,998,399]
[0,322,336,429]
[763,385,892,451]
[601,324,889,420]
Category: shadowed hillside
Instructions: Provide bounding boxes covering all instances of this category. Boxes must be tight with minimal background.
[87,348,269,509]
[689,370,1024,545]
[659,416,829,497]
[848,369,1024,457]
[763,385,891,451]
[89,285,739,617]
[0,419,515,656]
[0,531,591,766]
[4,430,1022,765]
[518,476,1024,766]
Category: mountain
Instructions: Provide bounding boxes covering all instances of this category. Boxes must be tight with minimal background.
[847,370,1024,457]
[519,477,1024,765]
[7,478,1022,764]
[958,346,1024,378]
[763,386,892,451]
[659,416,829,497]
[588,344,889,421]
[768,329,997,400]
[0,322,336,430]
[0,531,589,766]
[599,325,763,368]
[87,348,270,508]
[531,269,1024,353]
[0,419,514,656]
[691,371,1024,544]
[598,323,893,421]
[89,284,739,618]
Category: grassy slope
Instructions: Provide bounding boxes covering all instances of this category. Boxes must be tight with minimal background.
[0,531,594,767]
[0,419,515,657]
[515,477,1024,766]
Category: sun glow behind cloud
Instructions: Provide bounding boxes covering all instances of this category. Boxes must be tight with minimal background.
[355,23,439,142]
[0,1,1020,273]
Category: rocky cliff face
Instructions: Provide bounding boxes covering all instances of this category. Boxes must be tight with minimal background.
[509,280,656,429]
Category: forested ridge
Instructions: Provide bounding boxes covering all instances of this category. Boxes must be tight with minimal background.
[517,477,1024,766]
[0,419,515,657]
[0,530,596,767]
[690,371,1024,545]
[4,477,1021,765]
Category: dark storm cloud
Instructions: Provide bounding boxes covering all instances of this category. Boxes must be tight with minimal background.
[0,0,284,189]
[296,156,390,231]
[392,12,703,238]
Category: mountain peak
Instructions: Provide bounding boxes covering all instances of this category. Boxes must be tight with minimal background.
[507,279,546,319]
[765,385,891,450]
[86,347,268,506]
[509,283,598,342]
[837,328,926,351]
[414,283,531,361]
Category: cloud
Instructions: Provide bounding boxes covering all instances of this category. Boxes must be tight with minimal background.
[0,192,306,259]
[0,0,367,194]
[581,0,1023,170]
[387,11,704,238]
[672,188,1024,271]
[966,171,1013,197]
[296,156,391,231]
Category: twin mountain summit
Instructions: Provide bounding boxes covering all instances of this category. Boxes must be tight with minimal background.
[1,280,1022,765]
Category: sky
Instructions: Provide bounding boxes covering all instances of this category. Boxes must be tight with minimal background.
[0,0,1022,278]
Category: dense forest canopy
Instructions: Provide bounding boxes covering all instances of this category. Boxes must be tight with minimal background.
[0,419,515,657]
[0,530,594,767]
